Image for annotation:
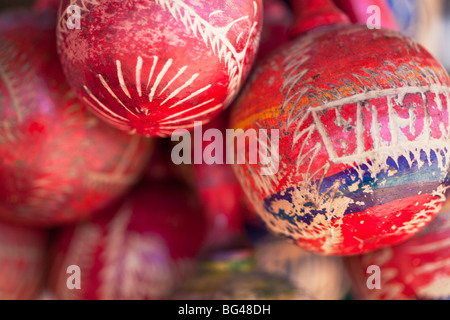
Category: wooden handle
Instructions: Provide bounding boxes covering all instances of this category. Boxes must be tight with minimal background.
[289,0,351,38]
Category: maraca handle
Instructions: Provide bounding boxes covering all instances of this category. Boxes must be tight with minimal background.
[289,0,351,38]
[333,0,399,30]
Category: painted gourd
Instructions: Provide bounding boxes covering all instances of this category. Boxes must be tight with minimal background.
[0,10,151,226]
[56,0,262,137]
[229,0,450,255]
[345,199,450,300]
[0,219,48,300]
[49,182,207,300]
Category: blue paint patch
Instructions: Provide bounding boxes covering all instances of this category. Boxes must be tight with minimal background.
[264,149,449,226]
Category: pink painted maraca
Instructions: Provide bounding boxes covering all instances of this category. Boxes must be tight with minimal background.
[0,10,151,227]
[56,0,262,137]
[229,0,450,255]
[49,182,207,300]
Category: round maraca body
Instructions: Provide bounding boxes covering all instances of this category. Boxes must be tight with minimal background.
[0,11,151,226]
[56,0,262,137]
[49,182,207,300]
[346,200,450,300]
[230,21,450,255]
[0,219,48,299]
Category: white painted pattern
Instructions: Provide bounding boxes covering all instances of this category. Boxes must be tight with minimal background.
[160,98,216,122]
[85,55,220,133]
[149,58,173,103]
[155,0,260,105]
[0,38,40,143]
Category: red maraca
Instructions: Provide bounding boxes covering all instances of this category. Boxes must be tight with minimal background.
[49,182,207,300]
[0,10,151,227]
[56,0,262,137]
[229,0,450,255]
[0,219,48,299]
[346,199,450,300]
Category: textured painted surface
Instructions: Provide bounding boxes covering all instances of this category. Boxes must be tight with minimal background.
[49,182,207,300]
[0,219,47,299]
[56,0,262,137]
[346,200,450,300]
[230,24,450,255]
[0,11,152,226]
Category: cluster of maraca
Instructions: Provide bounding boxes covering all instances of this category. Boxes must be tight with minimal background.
[0,0,450,300]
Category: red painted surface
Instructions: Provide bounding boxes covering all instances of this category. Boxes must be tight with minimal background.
[49,182,207,300]
[346,200,450,300]
[229,0,450,255]
[0,11,152,227]
[56,0,262,137]
[0,219,48,299]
